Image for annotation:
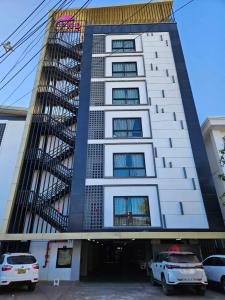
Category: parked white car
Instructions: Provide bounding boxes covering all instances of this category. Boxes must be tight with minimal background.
[148,251,208,296]
[203,255,225,292]
[0,253,39,291]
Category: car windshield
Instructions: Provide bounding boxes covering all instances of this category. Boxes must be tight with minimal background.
[7,255,36,265]
[167,254,200,263]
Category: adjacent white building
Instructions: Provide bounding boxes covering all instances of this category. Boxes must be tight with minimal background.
[202,116,225,224]
[0,106,27,232]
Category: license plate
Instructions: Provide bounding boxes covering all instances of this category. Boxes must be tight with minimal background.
[180,269,194,274]
[17,269,26,274]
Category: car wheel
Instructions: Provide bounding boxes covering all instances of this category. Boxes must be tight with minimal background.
[149,269,156,286]
[195,286,206,296]
[221,277,225,293]
[27,283,36,292]
[161,275,173,296]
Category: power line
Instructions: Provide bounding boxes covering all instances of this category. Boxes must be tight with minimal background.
[0,0,78,91]
[101,0,195,59]
[0,0,68,61]
[0,0,92,92]
[1,0,48,46]
[0,0,74,81]
[0,0,92,106]
[1,0,194,109]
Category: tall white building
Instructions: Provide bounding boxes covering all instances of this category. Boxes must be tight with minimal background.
[0,1,224,281]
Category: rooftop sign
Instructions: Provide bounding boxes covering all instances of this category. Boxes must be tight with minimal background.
[55,15,81,32]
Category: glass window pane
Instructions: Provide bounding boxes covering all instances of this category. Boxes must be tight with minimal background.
[113,99,125,105]
[130,153,144,167]
[112,63,124,72]
[125,63,136,72]
[7,255,36,265]
[128,131,142,137]
[114,197,127,215]
[124,40,134,49]
[130,169,146,176]
[114,169,130,177]
[114,196,150,226]
[113,88,126,99]
[114,154,127,167]
[114,131,128,137]
[112,40,123,49]
[126,119,141,130]
[132,216,150,226]
[113,119,128,131]
[126,99,140,105]
[56,248,72,268]
[127,88,139,99]
[114,216,127,226]
[130,197,148,215]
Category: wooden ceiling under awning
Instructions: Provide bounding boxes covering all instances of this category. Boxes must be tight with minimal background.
[51,1,174,26]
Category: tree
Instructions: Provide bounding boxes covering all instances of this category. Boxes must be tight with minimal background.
[219,136,225,205]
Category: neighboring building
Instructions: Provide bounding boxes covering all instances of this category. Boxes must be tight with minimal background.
[0,1,224,281]
[0,106,27,233]
[202,116,225,225]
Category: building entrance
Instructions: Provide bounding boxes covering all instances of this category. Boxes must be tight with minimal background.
[80,239,152,281]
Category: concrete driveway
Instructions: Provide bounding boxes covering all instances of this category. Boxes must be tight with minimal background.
[0,282,224,300]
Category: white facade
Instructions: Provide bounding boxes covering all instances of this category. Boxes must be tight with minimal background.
[89,31,209,229]
[202,117,225,224]
[0,118,26,233]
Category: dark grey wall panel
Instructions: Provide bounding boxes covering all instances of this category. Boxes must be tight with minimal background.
[91,57,105,78]
[68,28,93,232]
[86,144,104,178]
[0,123,6,145]
[90,82,105,106]
[92,35,105,54]
[88,111,104,139]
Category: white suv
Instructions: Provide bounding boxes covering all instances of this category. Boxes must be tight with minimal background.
[148,251,208,296]
[0,253,39,291]
[203,255,225,292]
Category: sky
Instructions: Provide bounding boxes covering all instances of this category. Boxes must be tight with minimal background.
[0,0,224,123]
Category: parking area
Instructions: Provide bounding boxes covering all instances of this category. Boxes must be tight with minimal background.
[0,282,224,300]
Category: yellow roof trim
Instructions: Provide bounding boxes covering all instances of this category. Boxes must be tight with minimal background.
[51,1,174,25]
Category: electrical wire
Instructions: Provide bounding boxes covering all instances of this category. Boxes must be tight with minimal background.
[0,0,79,103]
[0,0,193,109]
[0,0,68,61]
[0,0,92,92]
[0,0,76,90]
[0,0,48,46]
[0,0,92,107]
[0,0,74,82]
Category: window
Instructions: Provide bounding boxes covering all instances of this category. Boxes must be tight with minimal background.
[114,196,150,226]
[167,254,200,263]
[112,88,140,105]
[113,118,142,138]
[203,257,225,266]
[113,153,146,177]
[112,40,135,52]
[112,62,137,77]
[56,248,72,268]
[7,255,36,265]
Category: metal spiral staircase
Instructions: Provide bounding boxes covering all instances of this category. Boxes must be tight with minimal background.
[9,34,82,233]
